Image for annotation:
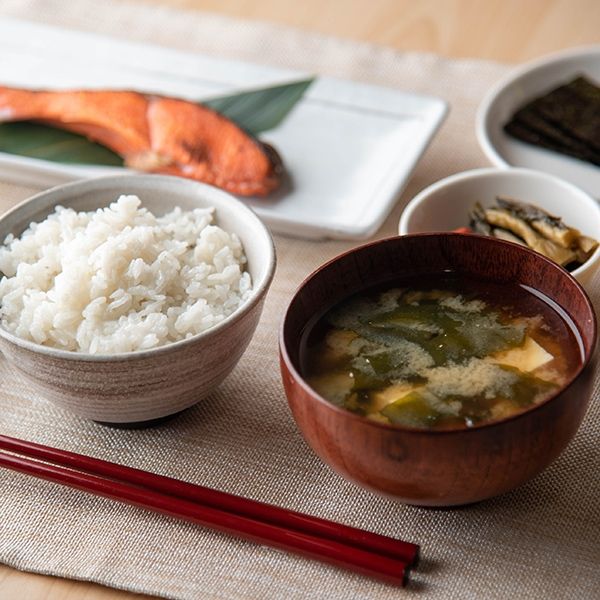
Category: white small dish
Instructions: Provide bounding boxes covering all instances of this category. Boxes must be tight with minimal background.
[398,167,600,288]
[476,46,600,197]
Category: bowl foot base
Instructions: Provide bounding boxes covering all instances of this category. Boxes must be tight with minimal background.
[93,408,189,429]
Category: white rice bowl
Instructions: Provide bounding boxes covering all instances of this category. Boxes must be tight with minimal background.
[0,194,252,354]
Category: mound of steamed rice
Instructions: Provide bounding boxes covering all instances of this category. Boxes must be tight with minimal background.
[0,195,252,354]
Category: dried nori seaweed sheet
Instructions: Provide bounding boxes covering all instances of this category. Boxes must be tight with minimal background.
[506,111,600,165]
[504,75,600,166]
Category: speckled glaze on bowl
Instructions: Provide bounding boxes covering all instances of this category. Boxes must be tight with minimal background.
[0,175,276,423]
[280,234,596,506]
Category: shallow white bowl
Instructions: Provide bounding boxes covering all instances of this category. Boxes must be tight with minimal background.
[398,167,600,288]
[0,175,276,423]
[476,46,600,197]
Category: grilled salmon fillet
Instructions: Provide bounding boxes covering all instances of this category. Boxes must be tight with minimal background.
[0,87,283,196]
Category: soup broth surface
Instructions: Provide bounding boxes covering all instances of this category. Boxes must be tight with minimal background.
[301,276,582,429]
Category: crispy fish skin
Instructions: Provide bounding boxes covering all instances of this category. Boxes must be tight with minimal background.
[0,87,282,196]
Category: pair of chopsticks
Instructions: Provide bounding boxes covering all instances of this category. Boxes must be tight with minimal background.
[0,434,419,586]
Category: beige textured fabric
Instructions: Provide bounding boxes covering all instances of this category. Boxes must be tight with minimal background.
[0,1,599,599]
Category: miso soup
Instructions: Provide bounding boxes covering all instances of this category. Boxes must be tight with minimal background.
[301,276,582,429]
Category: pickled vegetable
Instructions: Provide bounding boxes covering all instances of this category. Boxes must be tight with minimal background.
[468,197,598,270]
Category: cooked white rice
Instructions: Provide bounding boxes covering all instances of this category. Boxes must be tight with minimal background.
[0,195,252,354]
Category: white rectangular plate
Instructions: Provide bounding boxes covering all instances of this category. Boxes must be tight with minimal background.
[0,18,447,239]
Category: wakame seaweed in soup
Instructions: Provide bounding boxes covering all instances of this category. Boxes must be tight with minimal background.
[301,276,582,429]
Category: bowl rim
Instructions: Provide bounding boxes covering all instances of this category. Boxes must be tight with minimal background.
[475,45,600,169]
[398,166,600,281]
[279,232,597,436]
[0,174,277,362]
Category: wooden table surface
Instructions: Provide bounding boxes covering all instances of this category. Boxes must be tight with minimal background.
[1,0,599,598]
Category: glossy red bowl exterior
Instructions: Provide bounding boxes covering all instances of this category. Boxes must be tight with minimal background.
[279,234,597,506]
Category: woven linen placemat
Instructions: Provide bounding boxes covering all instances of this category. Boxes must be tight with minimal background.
[0,1,598,599]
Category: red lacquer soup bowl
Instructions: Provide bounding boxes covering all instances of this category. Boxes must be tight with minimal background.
[279,234,597,506]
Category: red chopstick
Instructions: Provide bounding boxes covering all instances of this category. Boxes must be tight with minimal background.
[0,434,418,565]
[0,435,418,585]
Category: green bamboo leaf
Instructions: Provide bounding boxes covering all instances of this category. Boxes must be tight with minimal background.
[0,78,314,166]
[0,121,124,166]
[204,78,314,135]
